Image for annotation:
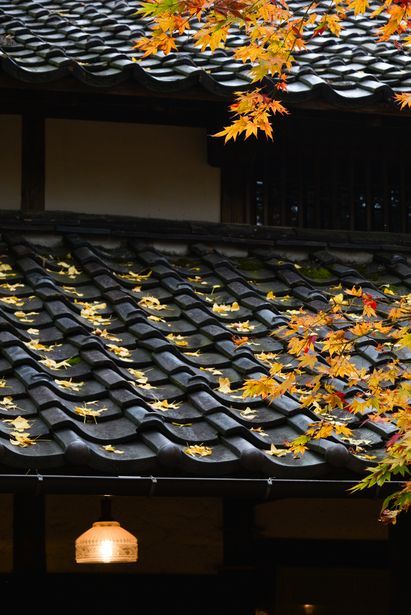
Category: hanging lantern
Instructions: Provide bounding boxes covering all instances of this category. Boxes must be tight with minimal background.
[75,496,138,564]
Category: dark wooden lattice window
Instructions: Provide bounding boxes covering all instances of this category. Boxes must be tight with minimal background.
[251,156,411,233]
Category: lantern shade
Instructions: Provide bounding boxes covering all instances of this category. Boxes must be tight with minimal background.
[75,520,138,564]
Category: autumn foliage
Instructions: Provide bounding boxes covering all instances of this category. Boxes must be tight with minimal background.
[238,282,410,523]
[135,0,411,522]
[136,0,411,140]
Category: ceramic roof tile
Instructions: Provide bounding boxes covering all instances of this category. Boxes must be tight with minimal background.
[0,218,407,478]
[0,0,410,106]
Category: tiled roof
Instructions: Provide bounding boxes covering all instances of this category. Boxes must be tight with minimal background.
[0,0,410,105]
[0,216,407,478]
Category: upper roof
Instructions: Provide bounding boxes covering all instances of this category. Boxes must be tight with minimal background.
[0,0,410,106]
[0,213,407,480]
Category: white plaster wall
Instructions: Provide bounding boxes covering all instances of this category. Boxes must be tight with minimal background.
[46,120,221,221]
[0,115,21,210]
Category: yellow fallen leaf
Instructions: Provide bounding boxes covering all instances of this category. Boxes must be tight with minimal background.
[139,296,168,311]
[63,286,84,297]
[266,291,276,300]
[39,358,72,370]
[383,287,395,296]
[93,328,121,342]
[250,426,269,437]
[55,379,84,392]
[3,416,32,432]
[0,263,12,272]
[166,333,188,347]
[217,377,232,394]
[184,444,212,457]
[27,328,39,335]
[25,339,61,353]
[119,270,152,282]
[184,350,201,357]
[0,396,18,410]
[74,405,106,422]
[0,378,8,388]
[212,301,240,314]
[171,422,193,427]
[0,283,23,291]
[255,352,278,362]
[128,368,148,384]
[200,367,222,375]
[10,431,37,448]
[1,295,24,307]
[228,320,254,333]
[102,444,125,455]
[150,399,181,411]
[14,311,38,322]
[107,344,132,360]
[240,407,257,419]
[267,443,289,457]
[147,314,166,322]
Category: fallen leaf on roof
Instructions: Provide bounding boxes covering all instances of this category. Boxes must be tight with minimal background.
[217,377,232,394]
[102,444,125,455]
[131,285,141,293]
[0,263,13,273]
[107,344,132,360]
[27,328,40,335]
[119,270,152,282]
[0,396,18,410]
[200,367,222,375]
[266,291,276,300]
[187,276,208,285]
[185,350,202,356]
[1,295,24,307]
[267,444,288,457]
[25,339,61,353]
[55,379,84,392]
[255,352,279,362]
[0,283,23,291]
[150,399,181,411]
[14,311,38,322]
[3,416,32,432]
[212,301,240,314]
[147,314,166,322]
[172,422,193,427]
[63,286,84,297]
[232,336,249,347]
[39,358,72,370]
[93,328,121,342]
[128,368,148,384]
[184,444,212,457]
[166,333,188,347]
[10,431,37,448]
[240,407,257,419]
[74,405,106,422]
[228,320,254,333]
[139,296,168,311]
[0,378,8,389]
[56,262,81,278]
[250,426,269,437]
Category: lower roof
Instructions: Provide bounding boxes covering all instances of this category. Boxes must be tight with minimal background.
[0,213,407,484]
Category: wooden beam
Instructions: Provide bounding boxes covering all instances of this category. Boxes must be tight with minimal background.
[21,114,45,213]
[13,494,46,574]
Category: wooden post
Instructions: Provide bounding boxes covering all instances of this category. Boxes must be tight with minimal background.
[388,513,409,614]
[21,114,45,213]
[13,494,46,574]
